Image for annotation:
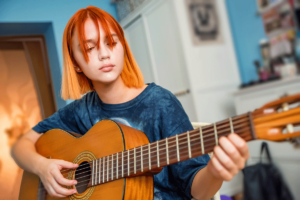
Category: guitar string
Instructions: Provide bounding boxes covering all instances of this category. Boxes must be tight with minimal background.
[59,117,249,175]
[63,129,251,184]
[39,132,252,194]
[59,122,250,177]
[41,132,251,193]
[58,116,247,175]
[61,125,250,180]
[59,122,249,177]
[37,138,227,194]
[60,122,250,178]
[36,127,250,193]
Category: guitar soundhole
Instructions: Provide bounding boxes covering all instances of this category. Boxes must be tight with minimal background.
[75,161,91,194]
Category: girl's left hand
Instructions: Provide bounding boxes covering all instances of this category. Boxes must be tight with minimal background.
[207,133,250,181]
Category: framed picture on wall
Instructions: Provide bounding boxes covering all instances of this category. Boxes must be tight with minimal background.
[185,0,223,46]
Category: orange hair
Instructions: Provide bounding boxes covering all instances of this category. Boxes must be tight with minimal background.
[61,6,144,100]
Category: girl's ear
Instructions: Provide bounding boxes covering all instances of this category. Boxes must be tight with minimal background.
[71,54,83,72]
[74,65,82,73]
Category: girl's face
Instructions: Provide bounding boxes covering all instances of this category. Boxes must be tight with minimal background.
[71,19,124,85]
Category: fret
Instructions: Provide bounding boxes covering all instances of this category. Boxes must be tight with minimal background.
[214,123,218,145]
[176,134,180,162]
[187,131,191,158]
[248,112,256,139]
[122,151,124,177]
[111,154,113,180]
[99,158,101,184]
[107,156,109,182]
[102,157,105,183]
[141,146,143,172]
[95,159,97,185]
[199,126,204,154]
[92,160,94,186]
[127,150,130,176]
[148,143,151,170]
[229,117,234,133]
[166,138,169,165]
[116,153,118,179]
[134,147,136,174]
[157,141,160,167]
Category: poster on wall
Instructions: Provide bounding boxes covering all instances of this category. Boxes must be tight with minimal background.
[185,0,223,46]
[261,1,295,38]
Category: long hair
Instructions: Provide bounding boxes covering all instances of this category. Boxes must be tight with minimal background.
[61,6,144,100]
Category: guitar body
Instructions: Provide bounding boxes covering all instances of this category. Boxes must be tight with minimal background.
[19,120,154,200]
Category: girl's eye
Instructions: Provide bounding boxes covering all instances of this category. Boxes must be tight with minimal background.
[107,42,117,46]
[86,47,95,52]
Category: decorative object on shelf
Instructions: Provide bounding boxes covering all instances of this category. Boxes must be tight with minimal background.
[254,60,270,82]
[185,0,223,46]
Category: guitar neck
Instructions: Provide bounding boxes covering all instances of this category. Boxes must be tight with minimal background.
[90,112,256,186]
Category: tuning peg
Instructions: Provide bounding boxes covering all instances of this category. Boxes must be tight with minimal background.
[256,93,300,112]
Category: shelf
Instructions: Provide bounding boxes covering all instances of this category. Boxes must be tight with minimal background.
[233,76,300,96]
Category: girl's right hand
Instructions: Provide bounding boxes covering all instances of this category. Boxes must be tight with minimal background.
[36,158,79,198]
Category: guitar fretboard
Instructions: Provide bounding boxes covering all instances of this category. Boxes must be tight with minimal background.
[90,112,255,187]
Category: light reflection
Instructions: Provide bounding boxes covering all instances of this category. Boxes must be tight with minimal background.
[0,49,42,199]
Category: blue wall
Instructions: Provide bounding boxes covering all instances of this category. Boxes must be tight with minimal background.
[0,0,118,108]
[225,0,266,84]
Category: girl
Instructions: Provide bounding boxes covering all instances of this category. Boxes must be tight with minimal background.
[12,6,249,200]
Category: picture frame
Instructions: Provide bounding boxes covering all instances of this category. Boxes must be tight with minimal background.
[185,0,223,46]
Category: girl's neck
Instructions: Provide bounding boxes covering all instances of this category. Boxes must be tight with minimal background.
[93,77,147,104]
[93,77,129,104]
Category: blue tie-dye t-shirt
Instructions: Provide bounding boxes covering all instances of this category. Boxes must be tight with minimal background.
[32,82,210,200]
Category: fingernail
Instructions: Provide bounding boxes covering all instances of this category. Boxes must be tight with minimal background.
[73,190,77,194]
[74,181,77,185]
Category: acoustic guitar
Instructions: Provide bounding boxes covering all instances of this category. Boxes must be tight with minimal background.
[19,93,300,200]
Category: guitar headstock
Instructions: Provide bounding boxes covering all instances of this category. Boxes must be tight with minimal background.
[252,93,300,143]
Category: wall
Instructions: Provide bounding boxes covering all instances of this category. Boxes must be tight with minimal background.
[0,0,118,108]
[225,0,266,84]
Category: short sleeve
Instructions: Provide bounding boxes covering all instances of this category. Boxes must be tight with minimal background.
[32,101,80,134]
[159,90,210,199]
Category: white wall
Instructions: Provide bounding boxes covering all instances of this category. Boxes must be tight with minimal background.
[172,0,241,123]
